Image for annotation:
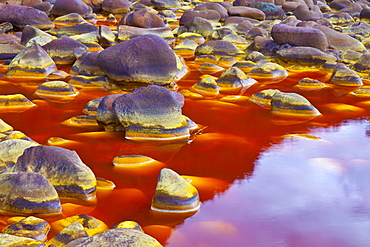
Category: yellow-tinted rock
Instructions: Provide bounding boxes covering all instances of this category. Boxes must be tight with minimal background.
[296,77,326,91]
[0,119,13,134]
[2,216,50,242]
[111,221,143,231]
[250,89,280,109]
[191,76,219,99]
[173,39,198,58]
[329,63,363,87]
[5,131,34,142]
[198,62,224,74]
[0,172,62,217]
[216,67,257,93]
[247,62,288,83]
[113,155,156,166]
[51,214,108,236]
[176,32,205,45]
[34,81,79,103]
[96,177,116,189]
[151,168,200,213]
[48,222,89,246]
[0,94,37,113]
[271,91,321,118]
[349,88,370,97]
[53,13,88,26]
[82,97,104,116]
[65,228,162,246]
[5,44,57,81]
[62,115,100,129]
[194,55,218,65]
[0,139,39,166]
[0,233,44,246]
[13,146,97,204]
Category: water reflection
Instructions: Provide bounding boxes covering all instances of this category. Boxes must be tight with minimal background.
[167,120,370,247]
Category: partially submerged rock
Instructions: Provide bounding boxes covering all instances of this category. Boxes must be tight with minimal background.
[48,222,89,246]
[0,172,62,217]
[13,146,97,204]
[5,44,57,81]
[216,66,257,93]
[2,216,50,242]
[34,81,79,103]
[112,85,191,140]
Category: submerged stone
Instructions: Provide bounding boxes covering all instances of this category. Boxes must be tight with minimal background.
[0,172,62,217]
[48,222,89,246]
[13,146,97,204]
[5,44,57,81]
[66,228,162,246]
[354,53,370,73]
[329,63,363,87]
[151,168,200,213]
[112,85,191,140]
[113,155,156,166]
[97,34,178,86]
[34,81,79,103]
[2,216,50,242]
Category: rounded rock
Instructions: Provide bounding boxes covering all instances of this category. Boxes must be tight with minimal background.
[34,81,79,103]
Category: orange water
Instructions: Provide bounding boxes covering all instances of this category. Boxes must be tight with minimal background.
[1,60,370,246]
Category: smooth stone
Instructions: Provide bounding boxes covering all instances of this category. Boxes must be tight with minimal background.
[99,25,116,48]
[13,146,97,204]
[42,36,88,65]
[0,233,44,246]
[0,172,62,217]
[276,46,337,67]
[65,228,162,246]
[5,131,34,142]
[113,155,156,166]
[5,44,57,81]
[297,77,326,90]
[151,0,180,10]
[271,24,328,51]
[49,23,98,38]
[112,85,191,140]
[151,168,200,213]
[353,53,370,73]
[62,114,100,129]
[327,12,354,24]
[48,222,89,246]
[250,89,280,109]
[2,216,50,242]
[233,60,257,73]
[198,63,225,74]
[180,10,221,25]
[228,6,265,21]
[313,25,366,52]
[329,63,363,87]
[0,94,37,113]
[34,81,79,103]
[195,40,239,58]
[111,221,143,231]
[176,32,205,45]
[293,4,323,21]
[0,4,54,30]
[97,34,178,85]
[194,3,228,20]
[177,17,214,37]
[249,2,286,20]
[51,0,92,17]
[119,9,165,28]
[51,214,108,237]
[342,21,370,36]
[117,25,175,45]
[191,76,219,99]
[96,177,116,189]
[247,62,288,83]
[102,0,130,14]
[216,67,257,93]
[271,91,321,118]
[53,13,88,26]
[71,51,105,76]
